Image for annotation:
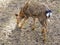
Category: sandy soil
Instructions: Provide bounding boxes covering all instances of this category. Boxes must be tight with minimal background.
[0,0,60,45]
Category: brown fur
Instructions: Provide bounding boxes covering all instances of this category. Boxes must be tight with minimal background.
[15,2,48,27]
[15,2,49,43]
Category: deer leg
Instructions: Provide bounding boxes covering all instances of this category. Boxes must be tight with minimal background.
[38,18,47,43]
[42,27,47,43]
[42,21,47,43]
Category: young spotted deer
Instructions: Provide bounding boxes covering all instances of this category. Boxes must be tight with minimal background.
[15,1,52,43]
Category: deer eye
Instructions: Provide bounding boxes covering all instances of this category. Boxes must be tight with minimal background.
[15,14,18,16]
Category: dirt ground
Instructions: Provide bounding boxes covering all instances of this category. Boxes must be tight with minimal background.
[0,0,60,45]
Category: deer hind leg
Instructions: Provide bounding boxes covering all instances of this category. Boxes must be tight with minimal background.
[38,18,47,43]
[42,20,47,43]
[42,27,47,43]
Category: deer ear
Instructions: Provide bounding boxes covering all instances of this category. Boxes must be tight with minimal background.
[15,14,18,16]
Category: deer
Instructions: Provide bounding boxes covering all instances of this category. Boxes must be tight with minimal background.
[15,1,52,44]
